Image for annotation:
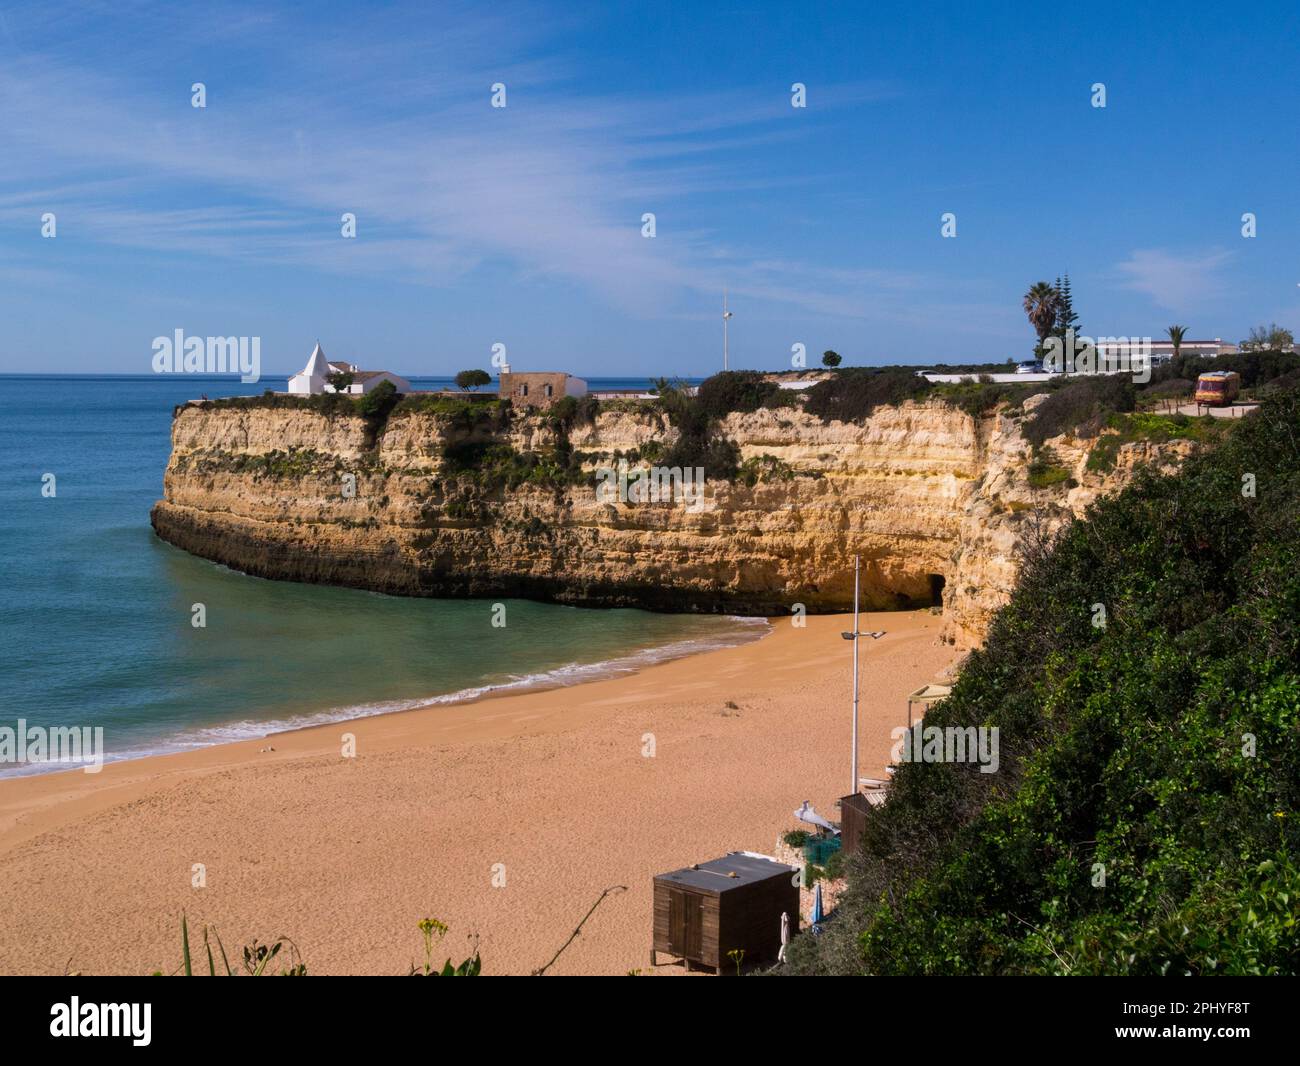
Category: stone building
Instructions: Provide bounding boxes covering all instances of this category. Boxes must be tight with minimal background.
[498,371,588,410]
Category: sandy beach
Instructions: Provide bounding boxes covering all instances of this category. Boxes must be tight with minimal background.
[0,610,956,976]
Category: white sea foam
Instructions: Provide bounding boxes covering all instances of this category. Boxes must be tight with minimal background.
[0,618,771,777]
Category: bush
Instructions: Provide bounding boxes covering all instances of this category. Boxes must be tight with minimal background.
[933,379,1040,417]
[802,368,933,423]
[545,392,600,432]
[784,391,1300,976]
[1254,367,1300,399]
[739,454,794,486]
[202,391,357,417]
[695,371,784,420]
[1138,378,1193,407]
[1026,447,1071,489]
[395,394,509,431]
[1214,350,1300,389]
[356,379,399,418]
[1085,411,1226,473]
[441,441,581,491]
[654,381,742,480]
[1024,375,1135,446]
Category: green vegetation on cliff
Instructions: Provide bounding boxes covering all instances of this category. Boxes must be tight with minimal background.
[187,356,1300,495]
[786,390,1300,976]
[1086,411,1228,474]
[441,440,586,491]
[176,447,363,478]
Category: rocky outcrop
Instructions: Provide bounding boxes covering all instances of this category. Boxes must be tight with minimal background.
[150,395,1190,649]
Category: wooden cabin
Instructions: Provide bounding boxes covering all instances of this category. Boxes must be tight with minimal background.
[839,792,873,857]
[652,852,799,973]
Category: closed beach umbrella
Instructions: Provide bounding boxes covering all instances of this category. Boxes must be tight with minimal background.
[811,883,824,932]
[794,800,837,833]
[778,910,790,962]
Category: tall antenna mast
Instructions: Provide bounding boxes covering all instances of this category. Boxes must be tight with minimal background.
[722,287,733,371]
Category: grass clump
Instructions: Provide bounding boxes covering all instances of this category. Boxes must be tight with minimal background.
[1026,447,1073,489]
[154,914,478,976]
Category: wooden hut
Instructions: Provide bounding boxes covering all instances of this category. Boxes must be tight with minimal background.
[838,791,873,857]
[652,852,799,973]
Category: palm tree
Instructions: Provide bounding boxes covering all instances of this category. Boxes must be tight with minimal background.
[1023,282,1059,340]
[1023,281,1061,361]
[1167,324,1187,361]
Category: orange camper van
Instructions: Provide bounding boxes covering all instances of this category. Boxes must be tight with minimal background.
[1194,370,1241,406]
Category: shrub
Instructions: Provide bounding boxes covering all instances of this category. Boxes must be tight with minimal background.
[1026,447,1071,489]
[654,380,741,480]
[1024,375,1135,446]
[1254,367,1300,399]
[441,441,580,491]
[1215,349,1300,388]
[394,394,509,431]
[784,391,1300,976]
[356,379,399,417]
[739,454,794,486]
[802,368,933,423]
[545,392,600,432]
[1139,377,1193,404]
[695,371,784,420]
[933,379,1040,417]
[202,391,357,417]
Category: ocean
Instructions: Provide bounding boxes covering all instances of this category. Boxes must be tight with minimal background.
[0,373,763,775]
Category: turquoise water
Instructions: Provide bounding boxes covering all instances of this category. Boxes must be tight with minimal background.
[0,374,760,774]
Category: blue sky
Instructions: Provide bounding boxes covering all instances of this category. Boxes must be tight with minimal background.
[2,0,1298,378]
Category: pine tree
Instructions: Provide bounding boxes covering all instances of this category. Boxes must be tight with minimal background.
[1055,273,1080,338]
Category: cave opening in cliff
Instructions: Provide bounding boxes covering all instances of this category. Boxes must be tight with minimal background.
[928,574,946,608]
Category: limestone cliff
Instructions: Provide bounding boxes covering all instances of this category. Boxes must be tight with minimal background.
[150,394,1190,649]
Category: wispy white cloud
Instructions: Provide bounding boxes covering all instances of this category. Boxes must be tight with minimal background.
[0,1,956,327]
[1114,248,1234,311]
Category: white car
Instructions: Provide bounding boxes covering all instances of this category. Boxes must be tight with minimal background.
[1015,362,1042,375]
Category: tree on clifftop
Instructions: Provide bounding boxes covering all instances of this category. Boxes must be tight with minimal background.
[822,350,842,367]
[1241,323,1295,352]
[455,369,492,391]
[1053,274,1079,339]
[1023,281,1060,359]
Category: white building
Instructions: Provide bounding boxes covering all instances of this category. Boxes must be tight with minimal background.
[1094,337,1232,363]
[287,342,410,395]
